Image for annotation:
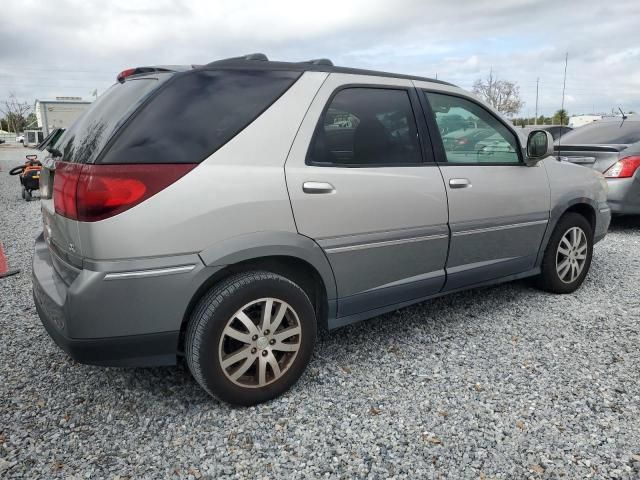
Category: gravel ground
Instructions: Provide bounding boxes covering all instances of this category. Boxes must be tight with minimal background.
[1,144,639,479]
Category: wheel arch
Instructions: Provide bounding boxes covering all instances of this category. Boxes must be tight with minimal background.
[178,232,337,352]
[535,197,598,267]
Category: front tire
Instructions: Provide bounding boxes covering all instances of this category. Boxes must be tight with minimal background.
[186,271,316,406]
[537,212,593,293]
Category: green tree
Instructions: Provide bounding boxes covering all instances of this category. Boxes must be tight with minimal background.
[553,109,569,125]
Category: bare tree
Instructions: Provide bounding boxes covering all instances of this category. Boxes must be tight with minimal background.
[0,93,32,133]
[472,71,524,116]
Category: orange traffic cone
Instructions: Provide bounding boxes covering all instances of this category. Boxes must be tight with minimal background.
[0,242,19,279]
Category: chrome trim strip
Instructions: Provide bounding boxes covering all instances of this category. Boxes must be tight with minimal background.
[325,233,448,254]
[453,219,548,237]
[104,264,196,280]
[361,269,445,293]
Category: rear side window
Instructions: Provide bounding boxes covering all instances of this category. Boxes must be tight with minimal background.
[57,77,165,164]
[558,120,640,145]
[100,69,301,164]
[308,87,422,166]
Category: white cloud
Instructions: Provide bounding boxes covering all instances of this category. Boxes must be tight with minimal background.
[0,0,639,115]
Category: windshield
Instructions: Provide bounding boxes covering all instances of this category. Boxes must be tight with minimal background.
[55,75,169,163]
[558,119,640,145]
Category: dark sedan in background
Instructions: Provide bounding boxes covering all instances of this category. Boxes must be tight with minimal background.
[556,116,640,215]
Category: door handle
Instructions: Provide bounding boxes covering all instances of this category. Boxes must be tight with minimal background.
[449,178,471,189]
[303,181,335,194]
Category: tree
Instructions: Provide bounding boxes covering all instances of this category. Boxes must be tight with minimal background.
[0,93,32,133]
[552,109,569,125]
[472,71,524,116]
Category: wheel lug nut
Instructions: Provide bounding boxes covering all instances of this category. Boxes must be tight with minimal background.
[269,339,276,345]
[251,347,257,354]
[264,329,270,335]
[252,335,258,341]
[262,350,268,357]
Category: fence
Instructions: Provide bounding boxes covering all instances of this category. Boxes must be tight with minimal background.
[0,132,17,143]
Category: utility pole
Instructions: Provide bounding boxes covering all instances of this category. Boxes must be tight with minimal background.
[560,53,568,126]
[535,77,539,125]
[557,52,569,155]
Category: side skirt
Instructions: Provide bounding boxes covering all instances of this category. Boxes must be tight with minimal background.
[327,268,540,330]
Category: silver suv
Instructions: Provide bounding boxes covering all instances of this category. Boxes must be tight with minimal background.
[33,55,611,405]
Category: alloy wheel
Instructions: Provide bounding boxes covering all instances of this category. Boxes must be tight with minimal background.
[218,298,302,388]
[556,226,588,284]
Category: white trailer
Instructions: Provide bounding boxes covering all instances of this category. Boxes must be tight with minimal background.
[35,97,91,136]
[568,115,602,128]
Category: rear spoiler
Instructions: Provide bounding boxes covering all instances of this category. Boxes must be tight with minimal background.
[553,144,628,153]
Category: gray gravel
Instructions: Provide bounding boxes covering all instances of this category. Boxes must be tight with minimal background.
[1,144,640,479]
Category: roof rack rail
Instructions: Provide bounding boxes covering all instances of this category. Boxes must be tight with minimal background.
[301,58,333,66]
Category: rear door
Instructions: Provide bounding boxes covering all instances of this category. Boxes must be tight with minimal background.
[418,87,550,290]
[286,74,449,319]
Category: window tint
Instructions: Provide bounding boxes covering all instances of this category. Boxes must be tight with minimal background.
[101,69,301,164]
[426,92,521,164]
[558,120,640,145]
[57,76,167,164]
[308,88,422,166]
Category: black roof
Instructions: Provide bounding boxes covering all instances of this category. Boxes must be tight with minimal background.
[201,53,455,87]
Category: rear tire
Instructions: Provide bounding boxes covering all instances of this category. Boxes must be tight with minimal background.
[186,271,316,406]
[24,189,32,202]
[536,212,593,293]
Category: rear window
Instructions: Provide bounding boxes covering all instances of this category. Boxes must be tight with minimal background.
[559,120,640,145]
[56,77,166,164]
[99,69,301,164]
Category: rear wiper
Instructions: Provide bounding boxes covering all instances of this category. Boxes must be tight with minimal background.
[47,147,62,158]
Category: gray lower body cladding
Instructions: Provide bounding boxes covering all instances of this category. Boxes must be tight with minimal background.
[32,233,216,367]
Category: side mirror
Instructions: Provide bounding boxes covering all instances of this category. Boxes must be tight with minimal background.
[525,130,553,165]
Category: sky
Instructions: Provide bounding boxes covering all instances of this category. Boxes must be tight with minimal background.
[1,0,639,117]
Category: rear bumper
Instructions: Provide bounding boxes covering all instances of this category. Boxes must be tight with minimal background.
[32,232,211,367]
[34,298,180,367]
[607,176,640,215]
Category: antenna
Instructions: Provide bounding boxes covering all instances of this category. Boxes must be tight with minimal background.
[556,52,568,159]
[618,107,627,120]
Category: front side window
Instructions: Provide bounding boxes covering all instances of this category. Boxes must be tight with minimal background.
[425,92,521,165]
[308,87,422,166]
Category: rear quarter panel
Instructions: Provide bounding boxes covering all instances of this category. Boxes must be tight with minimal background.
[77,72,329,260]
[539,157,609,254]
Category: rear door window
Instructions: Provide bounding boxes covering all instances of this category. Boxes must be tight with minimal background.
[307,87,423,166]
[100,69,301,164]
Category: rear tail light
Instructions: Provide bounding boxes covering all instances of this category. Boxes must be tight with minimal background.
[53,162,195,221]
[604,155,640,178]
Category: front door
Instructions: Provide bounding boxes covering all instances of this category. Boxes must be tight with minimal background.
[285,74,450,320]
[420,89,550,290]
